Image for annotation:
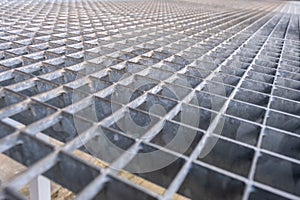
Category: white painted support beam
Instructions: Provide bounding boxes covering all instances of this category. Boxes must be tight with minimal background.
[29,133,51,200]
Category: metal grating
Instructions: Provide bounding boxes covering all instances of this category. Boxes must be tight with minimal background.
[0,0,300,199]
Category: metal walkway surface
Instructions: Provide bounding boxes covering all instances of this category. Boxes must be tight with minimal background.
[0,0,300,199]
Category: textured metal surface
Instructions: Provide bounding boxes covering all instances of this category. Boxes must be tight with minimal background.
[0,0,300,199]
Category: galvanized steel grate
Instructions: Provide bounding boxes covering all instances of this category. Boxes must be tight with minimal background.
[0,0,300,199]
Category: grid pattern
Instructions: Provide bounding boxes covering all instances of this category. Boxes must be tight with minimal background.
[0,0,300,199]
